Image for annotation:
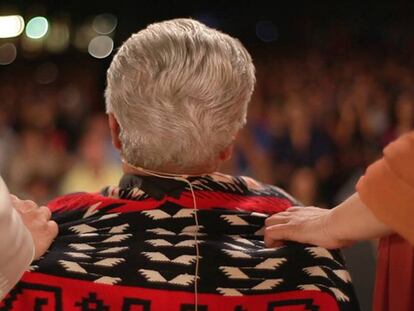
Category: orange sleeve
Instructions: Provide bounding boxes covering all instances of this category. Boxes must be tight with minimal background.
[356,131,414,245]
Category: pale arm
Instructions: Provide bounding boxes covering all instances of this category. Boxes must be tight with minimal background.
[264,193,392,249]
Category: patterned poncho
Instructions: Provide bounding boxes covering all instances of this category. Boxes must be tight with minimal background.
[1,173,360,311]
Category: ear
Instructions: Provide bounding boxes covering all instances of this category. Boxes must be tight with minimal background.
[108,113,122,150]
[219,143,234,162]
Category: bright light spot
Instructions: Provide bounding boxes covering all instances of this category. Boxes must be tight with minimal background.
[26,16,49,39]
[93,14,117,34]
[0,15,25,38]
[88,36,114,59]
[0,43,17,65]
[256,21,278,43]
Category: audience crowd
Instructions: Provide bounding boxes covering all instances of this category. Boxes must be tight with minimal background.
[0,48,413,207]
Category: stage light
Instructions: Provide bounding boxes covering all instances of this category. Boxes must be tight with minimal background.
[256,21,278,43]
[88,35,114,59]
[0,15,25,38]
[26,16,49,39]
[0,43,17,65]
[93,14,117,34]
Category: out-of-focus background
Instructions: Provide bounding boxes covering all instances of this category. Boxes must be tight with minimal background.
[0,1,413,309]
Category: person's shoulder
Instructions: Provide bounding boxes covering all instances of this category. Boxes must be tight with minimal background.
[229,175,302,213]
[47,192,114,212]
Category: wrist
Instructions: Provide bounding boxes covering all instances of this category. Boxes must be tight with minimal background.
[323,208,354,248]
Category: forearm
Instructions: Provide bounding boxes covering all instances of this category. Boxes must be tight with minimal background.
[326,193,393,243]
[0,182,34,299]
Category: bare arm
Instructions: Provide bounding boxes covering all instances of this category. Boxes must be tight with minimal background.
[264,193,392,249]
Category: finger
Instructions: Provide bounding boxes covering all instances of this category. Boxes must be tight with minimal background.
[47,220,59,239]
[14,200,37,214]
[286,206,302,212]
[277,211,292,217]
[264,224,293,247]
[38,206,52,221]
[268,240,285,248]
[265,215,291,227]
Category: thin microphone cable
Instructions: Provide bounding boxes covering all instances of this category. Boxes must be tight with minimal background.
[121,158,203,310]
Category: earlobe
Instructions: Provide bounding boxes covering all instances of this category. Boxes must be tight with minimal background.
[219,144,234,161]
[108,113,122,150]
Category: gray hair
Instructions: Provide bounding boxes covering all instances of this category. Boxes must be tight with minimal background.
[105,18,255,172]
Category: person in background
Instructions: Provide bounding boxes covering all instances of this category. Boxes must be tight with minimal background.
[265,131,414,311]
[0,177,58,300]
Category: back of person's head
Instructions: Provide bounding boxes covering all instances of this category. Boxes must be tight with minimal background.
[105,18,255,172]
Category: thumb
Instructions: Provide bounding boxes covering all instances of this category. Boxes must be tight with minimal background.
[264,224,293,247]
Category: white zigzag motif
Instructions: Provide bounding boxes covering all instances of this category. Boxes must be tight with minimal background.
[255,258,287,270]
[145,239,204,248]
[224,243,248,251]
[176,239,203,247]
[69,243,95,251]
[98,213,119,221]
[94,258,125,267]
[83,202,102,218]
[146,239,173,247]
[59,260,87,274]
[139,269,196,286]
[70,224,97,234]
[142,208,194,220]
[172,208,194,218]
[65,252,91,259]
[142,210,171,220]
[249,212,268,218]
[333,269,352,283]
[298,284,321,291]
[142,252,198,265]
[28,265,39,272]
[98,247,129,254]
[109,224,129,233]
[94,276,122,285]
[102,234,132,243]
[252,279,283,290]
[329,287,350,302]
[147,228,176,236]
[220,267,249,279]
[169,274,197,286]
[229,235,255,246]
[222,249,252,259]
[216,288,243,296]
[306,247,334,260]
[179,225,206,237]
[221,215,249,226]
[303,266,328,278]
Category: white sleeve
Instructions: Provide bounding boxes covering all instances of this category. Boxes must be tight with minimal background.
[0,178,34,300]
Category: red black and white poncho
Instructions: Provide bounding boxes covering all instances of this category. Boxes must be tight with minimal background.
[1,173,360,311]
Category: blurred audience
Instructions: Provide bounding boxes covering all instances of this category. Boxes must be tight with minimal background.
[0,47,413,206]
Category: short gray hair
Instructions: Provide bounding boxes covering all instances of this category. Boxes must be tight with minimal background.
[105,18,255,172]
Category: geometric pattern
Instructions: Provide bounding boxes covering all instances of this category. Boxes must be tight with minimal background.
[6,173,359,310]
